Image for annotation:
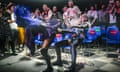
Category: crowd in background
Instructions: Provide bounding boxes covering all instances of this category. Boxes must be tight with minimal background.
[0,0,120,72]
[0,0,120,56]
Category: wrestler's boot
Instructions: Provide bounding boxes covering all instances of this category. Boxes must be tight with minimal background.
[53,40,69,66]
[41,48,53,72]
[53,46,63,66]
[64,47,77,72]
[65,39,78,72]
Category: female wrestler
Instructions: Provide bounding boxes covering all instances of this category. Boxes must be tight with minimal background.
[25,4,60,72]
[14,4,60,72]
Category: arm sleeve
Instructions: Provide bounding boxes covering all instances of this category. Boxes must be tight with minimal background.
[75,6,81,15]
[94,11,98,19]
[47,10,53,20]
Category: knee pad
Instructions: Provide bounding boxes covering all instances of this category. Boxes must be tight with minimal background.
[40,48,48,56]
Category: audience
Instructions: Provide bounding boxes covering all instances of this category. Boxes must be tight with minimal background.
[0,0,120,56]
[107,3,117,26]
[0,1,120,72]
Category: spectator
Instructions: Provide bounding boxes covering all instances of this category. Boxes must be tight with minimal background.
[7,2,18,55]
[0,5,10,56]
[83,8,88,15]
[67,1,81,19]
[52,6,62,20]
[87,5,98,26]
[33,8,42,20]
[65,1,81,28]
[62,5,68,28]
[106,3,117,26]
[115,0,120,28]
[109,0,115,4]
[79,14,89,25]
[42,4,52,22]
[98,4,107,26]
[62,5,68,20]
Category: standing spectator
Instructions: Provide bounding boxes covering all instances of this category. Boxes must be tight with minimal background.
[115,0,120,28]
[106,3,117,26]
[52,6,62,20]
[0,5,11,56]
[67,1,81,19]
[109,0,115,4]
[83,8,88,15]
[7,3,18,55]
[87,5,98,26]
[42,4,52,22]
[98,4,107,26]
[33,8,42,20]
[0,5,5,56]
[62,5,68,28]
[65,1,81,28]
[62,5,68,20]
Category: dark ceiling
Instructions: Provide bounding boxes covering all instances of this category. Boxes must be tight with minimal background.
[1,0,108,11]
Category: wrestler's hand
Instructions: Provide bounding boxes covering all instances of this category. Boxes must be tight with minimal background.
[8,20,12,23]
[57,28,62,32]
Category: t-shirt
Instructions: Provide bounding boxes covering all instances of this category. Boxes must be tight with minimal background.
[98,10,107,22]
[109,14,117,24]
[0,13,11,36]
[63,12,67,19]
[87,10,98,19]
[66,6,81,19]
[9,13,18,30]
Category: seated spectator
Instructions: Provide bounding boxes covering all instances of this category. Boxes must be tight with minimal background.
[62,5,68,28]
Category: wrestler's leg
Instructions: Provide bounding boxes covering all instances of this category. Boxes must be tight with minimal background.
[64,39,78,72]
[53,40,69,66]
[70,39,78,71]
[54,46,62,66]
[18,27,25,48]
[40,38,53,72]
[25,26,35,56]
[41,39,49,49]
[39,26,53,72]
